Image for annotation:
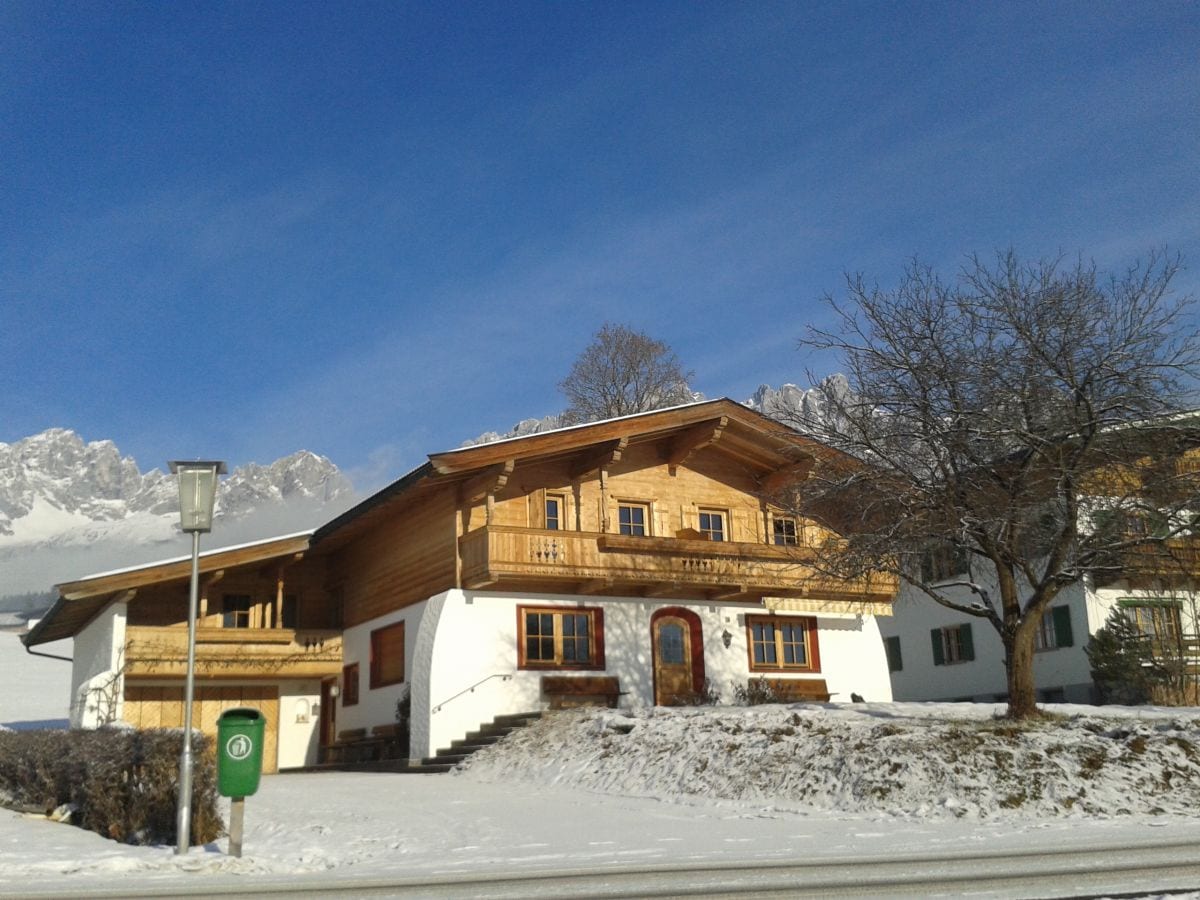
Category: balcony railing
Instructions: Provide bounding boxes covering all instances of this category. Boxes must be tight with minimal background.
[459,525,895,603]
[123,625,343,679]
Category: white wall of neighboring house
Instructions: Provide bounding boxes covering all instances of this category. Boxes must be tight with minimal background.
[880,582,1095,703]
[1089,584,1200,635]
[70,598,127,727]
[338,589,895,761]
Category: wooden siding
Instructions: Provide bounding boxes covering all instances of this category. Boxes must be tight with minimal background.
[329,484,458,627]
[123,683,280,773]
[487,443,821,543]
[123,625,342,679]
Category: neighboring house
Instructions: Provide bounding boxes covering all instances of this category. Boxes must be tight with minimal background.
[24,399,898,772]
[880,545,1200,703]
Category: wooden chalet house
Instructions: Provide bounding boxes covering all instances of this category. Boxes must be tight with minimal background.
[24,399,897,772]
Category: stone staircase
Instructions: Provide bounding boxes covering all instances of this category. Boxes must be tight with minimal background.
[293,711,542,775]
[414,711,543,773]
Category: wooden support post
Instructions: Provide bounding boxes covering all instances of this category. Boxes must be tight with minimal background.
[229,797,245,858]
[599,467,609,533]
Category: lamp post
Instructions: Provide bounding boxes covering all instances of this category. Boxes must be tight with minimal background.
[169,459,227,855]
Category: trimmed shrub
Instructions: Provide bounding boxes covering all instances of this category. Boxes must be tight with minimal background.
[0,728,222,846]
[733,676,782,706]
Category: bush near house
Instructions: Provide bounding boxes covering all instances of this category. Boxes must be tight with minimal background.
[0,728,222,846]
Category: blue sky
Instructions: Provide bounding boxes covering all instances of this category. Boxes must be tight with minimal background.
[3,2,1197,491]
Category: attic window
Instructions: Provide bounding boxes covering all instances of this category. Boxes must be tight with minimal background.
[773,516,799,546]
[698,509,726,542]
[618,502,649,536]
[545,494,565,530]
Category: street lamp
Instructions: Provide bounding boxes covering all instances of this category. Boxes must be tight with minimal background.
[169,459,227,855]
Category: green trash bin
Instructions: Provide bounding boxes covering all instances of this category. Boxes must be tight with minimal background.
[216,708,265,798]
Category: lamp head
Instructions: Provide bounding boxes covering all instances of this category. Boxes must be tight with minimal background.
[168,460,227,533]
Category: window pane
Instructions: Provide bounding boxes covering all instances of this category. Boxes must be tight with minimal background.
[700,511,725,541]
[576,637,589,661]
[540,613,553,635]
[546,497,560,530]
[563,616,575,636]
[659,623,685,663]
[619,505,647,536]
[774,518,798,546]
[540,637,554,659]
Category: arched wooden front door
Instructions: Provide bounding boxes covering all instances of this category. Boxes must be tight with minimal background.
[651,608,703,705]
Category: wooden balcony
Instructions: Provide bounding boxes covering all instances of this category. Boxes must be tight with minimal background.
[1109,538,1200,579]
[459,525,895,605]
[124,625,343,680]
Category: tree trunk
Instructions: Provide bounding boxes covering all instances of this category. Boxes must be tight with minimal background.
[1004,626,1039,719]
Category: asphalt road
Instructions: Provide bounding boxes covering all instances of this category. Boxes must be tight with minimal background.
[10,837,1200,899]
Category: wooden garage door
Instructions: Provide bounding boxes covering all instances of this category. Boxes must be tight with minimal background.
[123,684,280,774]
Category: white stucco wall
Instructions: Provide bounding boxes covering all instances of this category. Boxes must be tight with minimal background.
[277,681,322,769]
[70,599,127,728]
[335,589,894,760]
[880,582,1095,703]
[336,600,428,736]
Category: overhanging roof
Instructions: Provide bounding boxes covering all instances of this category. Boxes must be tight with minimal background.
[24,532,313,647]
[314,398,828,548]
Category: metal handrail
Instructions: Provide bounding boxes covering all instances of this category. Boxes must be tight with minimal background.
[432,673,514,714]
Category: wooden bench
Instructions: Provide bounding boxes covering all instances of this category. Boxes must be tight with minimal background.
[325,727,385,764]
[541,675,621,709]
[755,677,832,703]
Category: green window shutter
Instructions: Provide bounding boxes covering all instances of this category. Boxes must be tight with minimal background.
[959,623,975,661]
[930,628,945,666]
[885,636,903,672]
[1052,605,1074,648]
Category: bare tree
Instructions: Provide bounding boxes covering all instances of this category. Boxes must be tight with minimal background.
[559,323,695,424]
[783,250,1200,719]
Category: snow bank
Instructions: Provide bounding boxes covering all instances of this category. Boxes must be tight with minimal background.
[457,702,1200,820]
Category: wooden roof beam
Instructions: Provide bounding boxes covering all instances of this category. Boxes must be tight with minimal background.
[758,458,815,495]
[578,578,615,595]
[569,438,628,480]
[710,585,747,601]
[664,416,728,474]
[644,582,681,598]
[460,460,515,504]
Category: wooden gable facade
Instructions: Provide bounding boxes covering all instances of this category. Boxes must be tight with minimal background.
[312,398,895,622]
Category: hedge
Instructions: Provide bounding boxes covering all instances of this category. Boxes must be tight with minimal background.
[0,727,222,846]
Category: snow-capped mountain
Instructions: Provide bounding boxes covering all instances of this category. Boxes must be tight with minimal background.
[464,378,851,446]
[742,375,851,432]
[0,429,357,597]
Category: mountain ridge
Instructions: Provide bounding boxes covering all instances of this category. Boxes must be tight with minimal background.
[0,429,357,599]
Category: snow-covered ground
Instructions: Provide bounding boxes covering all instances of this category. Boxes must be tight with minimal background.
[3,632,1200,897]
